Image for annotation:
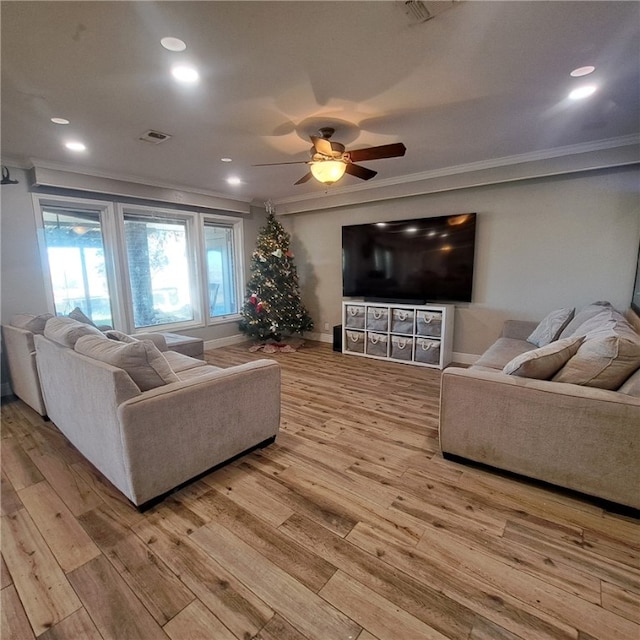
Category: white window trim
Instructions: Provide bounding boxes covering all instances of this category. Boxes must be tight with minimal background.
[116,203,203,334]
[33,194,246,333]
[32,193,118,322]
[202,212,245,325]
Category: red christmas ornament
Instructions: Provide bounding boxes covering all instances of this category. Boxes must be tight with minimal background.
[256,302,264,313]
[249,294,257,305]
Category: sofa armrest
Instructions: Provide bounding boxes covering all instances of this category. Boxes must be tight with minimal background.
[501,320,537,340]
[1,324,47,415]
[133,332,168,351]
[117,359,281,504]
[439,367,640,508]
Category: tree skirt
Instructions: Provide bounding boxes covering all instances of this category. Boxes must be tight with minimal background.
[249,338,305,353]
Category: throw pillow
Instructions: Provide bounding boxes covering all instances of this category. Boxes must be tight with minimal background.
[527,308,575,347]
[558,301,614,339]
[618,368,640,397]
[503,336,584,379]
[553,333,640,390]
[68,307,97,327]
[74,334,179,391]
[44,316,104,348]
[10,313,54,335]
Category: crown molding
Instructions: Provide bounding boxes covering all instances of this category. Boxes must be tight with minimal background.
[272,134,640,214]
[24,159,253,214]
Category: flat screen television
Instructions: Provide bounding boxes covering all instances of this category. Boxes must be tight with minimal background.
[342,213,477,303]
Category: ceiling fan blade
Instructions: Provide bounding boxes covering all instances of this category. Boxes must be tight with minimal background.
[345,163,377,181]
[348,143,407,163]
[294,172,313,185]
[253,161,309,166]
[310,136,342,156]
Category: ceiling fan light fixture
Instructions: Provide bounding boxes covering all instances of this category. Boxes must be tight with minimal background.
[310,160,347,184]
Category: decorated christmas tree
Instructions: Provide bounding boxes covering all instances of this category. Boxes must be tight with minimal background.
[239,203,314,342]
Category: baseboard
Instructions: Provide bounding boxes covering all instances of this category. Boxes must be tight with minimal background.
[452,351,480,365]
[303,331,333,344]
[204,334,251,350]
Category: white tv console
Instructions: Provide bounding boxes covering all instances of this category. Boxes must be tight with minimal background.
[342,301,454,369]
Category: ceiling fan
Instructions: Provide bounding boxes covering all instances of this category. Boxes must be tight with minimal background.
[254,127,407,186]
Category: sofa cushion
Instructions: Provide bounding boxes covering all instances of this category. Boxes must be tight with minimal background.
[527,308,574,347]
[75,334,180,391]
[163,350,208,373]
[618,368,640,397]
[104,329,138,343]
[553,332,640,390]
[11,313,54,335]
[44,316,104,348]
[473,338,534,370]
[503,336,584,379]
[558,301,613,339]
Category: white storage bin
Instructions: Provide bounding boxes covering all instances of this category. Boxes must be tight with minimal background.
[390,308,415,334]
[366,306,389,332]
[416,310,443,337]
[366,332,388,357]
[345,304,365,329]
[414,337,441,365]
[345,330,365,353]
[390,335,413,361]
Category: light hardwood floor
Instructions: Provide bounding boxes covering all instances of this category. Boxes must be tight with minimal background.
[2,340,639,640]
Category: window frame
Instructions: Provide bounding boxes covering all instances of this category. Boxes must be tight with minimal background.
[33,194,245,334]
[201,212,245,325]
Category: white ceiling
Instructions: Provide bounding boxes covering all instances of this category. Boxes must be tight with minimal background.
[1,1,639,206]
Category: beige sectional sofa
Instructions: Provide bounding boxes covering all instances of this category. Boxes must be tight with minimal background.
[440,303,640,510]
[27,316,280,507]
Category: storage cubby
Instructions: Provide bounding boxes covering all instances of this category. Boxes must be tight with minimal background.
[342,301,454,369]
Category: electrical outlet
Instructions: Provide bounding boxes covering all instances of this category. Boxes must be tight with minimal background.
[323,322,329,330]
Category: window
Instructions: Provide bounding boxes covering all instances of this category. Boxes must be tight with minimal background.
[204,221,240,317]
[122,212,196,328]
[41,207,113,327]
[36,196,244,333]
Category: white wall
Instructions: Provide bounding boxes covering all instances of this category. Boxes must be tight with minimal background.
[286,165,640,357]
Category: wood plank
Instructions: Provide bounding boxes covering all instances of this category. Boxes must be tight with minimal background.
[347,521,576,640]
[191,519,362,640]
[18,481,100,572]
[1,437,44,491]
[1,555,12,589]
[279,512,476,639]
[601,581,640,624]
[1,585,36,640]
[1,472,23,516]
[1,509,81,635]
[37,608,103,640]
[132,512,273,639]
[26,445,102,517]
[163,600,237,640]
[181,488,336,592]
[319,570,450,640]
[255,613,312,640]
[67,554,168,639]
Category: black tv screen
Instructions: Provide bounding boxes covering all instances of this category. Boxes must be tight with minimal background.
[342,213,477,303]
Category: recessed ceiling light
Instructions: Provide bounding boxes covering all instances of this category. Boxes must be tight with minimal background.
[65,141,86,152]
[569,85,597,100]
[570,66,595,77]
[226,176,241,186]
[51,117,70,125]
[171,65,199,84]
[375,222,387,227]
[220,157,233,163]
[161,37,187,52]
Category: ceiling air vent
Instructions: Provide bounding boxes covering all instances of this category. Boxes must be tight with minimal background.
[138,129,172,144]
[398,1,457,25]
